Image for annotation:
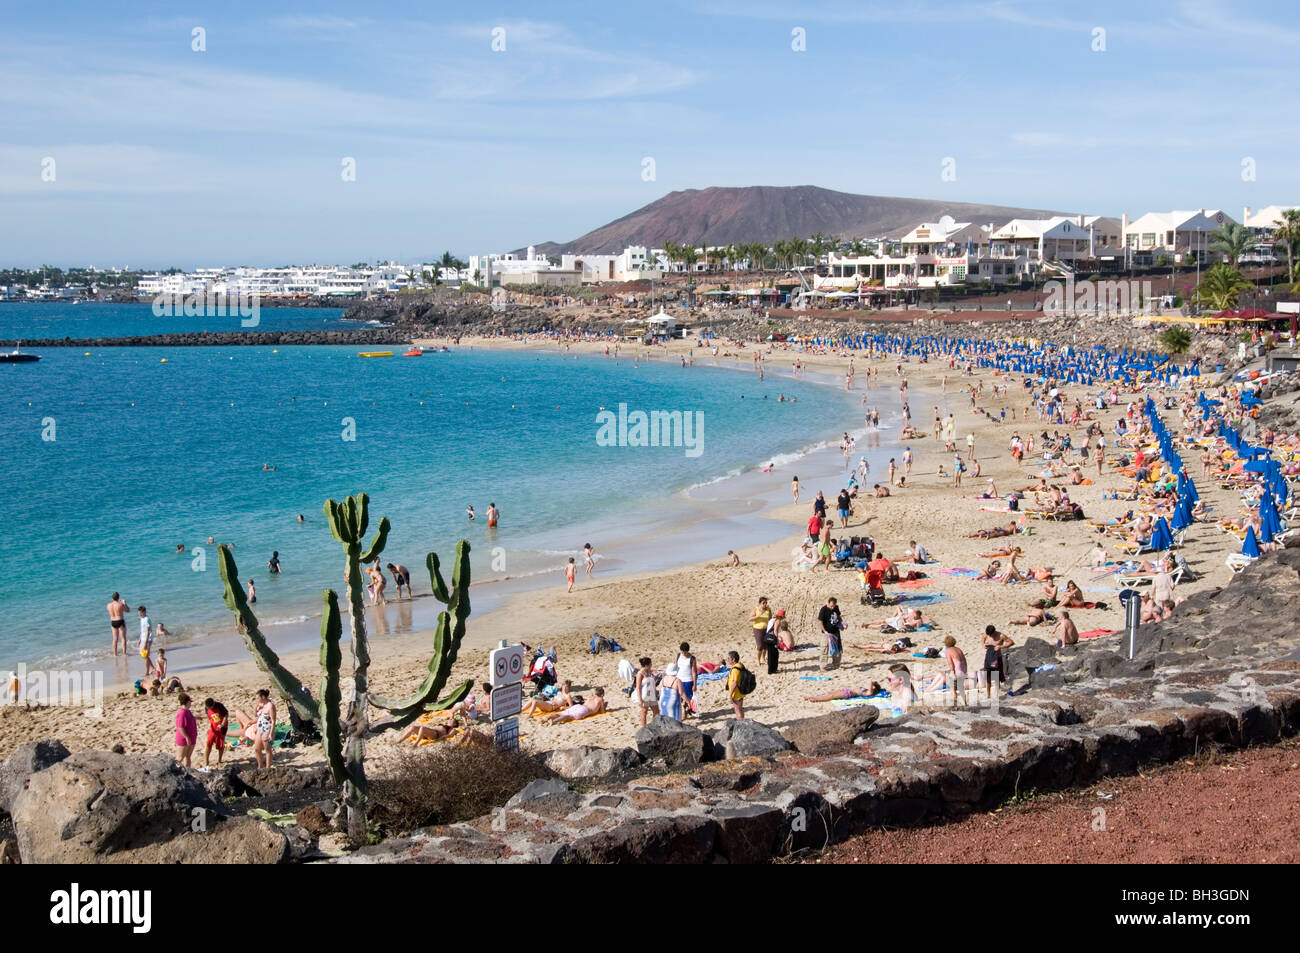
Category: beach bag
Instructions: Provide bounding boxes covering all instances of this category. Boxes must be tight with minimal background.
[762,629,779,648]
[589,634,614,655]
[639,674,658,705]
[736,667,757,696]
[923,647,941,658]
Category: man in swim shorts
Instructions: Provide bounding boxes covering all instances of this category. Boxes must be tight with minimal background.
[386,563,412,600]
[107,592,130,655]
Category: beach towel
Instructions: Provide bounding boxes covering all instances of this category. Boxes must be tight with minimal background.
[894,592,952,606]
[979,506,1012,513]
[697,669,730,683]
[895,578,936,589]
[1079,628,1119,640]
[798,676,830,681]
[941,568,980,577]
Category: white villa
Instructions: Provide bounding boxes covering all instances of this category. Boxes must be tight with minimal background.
[1121,209,1237,261]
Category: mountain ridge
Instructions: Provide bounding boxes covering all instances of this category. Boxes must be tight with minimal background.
[520,185,1077,256]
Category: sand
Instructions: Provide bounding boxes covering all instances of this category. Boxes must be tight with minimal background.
[0,333,1247,776]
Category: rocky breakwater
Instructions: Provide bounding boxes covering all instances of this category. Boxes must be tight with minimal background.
[340,539,1300,864]
[2,328,413,348]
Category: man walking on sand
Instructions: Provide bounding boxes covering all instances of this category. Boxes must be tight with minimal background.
[107,592,130,656]
[819,597,845,671]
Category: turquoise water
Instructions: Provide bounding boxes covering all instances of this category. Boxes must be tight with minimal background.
[0,301,354,339]
[1,342,864,670]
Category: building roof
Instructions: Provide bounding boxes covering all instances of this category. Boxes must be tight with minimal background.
[1244,206,1300,229]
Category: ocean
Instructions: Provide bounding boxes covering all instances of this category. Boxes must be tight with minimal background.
[1,304,909,682]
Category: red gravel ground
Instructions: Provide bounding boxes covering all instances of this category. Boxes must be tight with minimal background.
[801,741,1300,864]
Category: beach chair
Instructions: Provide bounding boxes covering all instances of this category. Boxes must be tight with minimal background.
[1225,553,1255,574]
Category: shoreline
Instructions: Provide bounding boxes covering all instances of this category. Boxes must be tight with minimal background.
[2,332,1252,765]
[16,338,882,699]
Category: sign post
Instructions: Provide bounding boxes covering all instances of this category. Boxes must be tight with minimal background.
[488,641,525,752]
[1118,588,1140,660]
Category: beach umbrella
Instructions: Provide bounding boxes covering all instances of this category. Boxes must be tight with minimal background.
[1149,518,1172,551]
[1242,527,1262,558]
[1170,501,1190,532]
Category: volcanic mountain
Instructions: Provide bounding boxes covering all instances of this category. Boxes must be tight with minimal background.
[524,185,1072,255]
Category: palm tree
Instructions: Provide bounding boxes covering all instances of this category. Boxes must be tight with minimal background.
[849,238,866,257]
[810,232,830,264]
[1274,208,1300,285]
[772,240,790,271]
[1194,263,1252,311]
[661,241,680,272]
[1209,224,1254,267]
[1159,325,1193,355]
[790,237,809,268]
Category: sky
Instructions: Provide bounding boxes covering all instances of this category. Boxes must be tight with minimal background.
[2,0,1298,268]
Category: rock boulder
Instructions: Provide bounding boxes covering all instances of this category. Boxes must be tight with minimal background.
[11,750,224,864]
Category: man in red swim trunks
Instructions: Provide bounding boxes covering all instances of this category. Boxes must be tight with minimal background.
[203,697,229,767]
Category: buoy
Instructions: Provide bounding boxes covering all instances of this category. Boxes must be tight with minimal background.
[83,352,90,356]
[160,358,167,363]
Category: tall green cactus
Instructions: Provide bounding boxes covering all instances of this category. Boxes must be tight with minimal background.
[216,492,474,844]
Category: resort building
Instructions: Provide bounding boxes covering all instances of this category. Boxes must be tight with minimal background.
[1121,209,1237,262]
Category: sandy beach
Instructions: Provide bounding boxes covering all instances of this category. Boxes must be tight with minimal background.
[0,332,1248,772]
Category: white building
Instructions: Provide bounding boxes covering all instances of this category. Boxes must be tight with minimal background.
[1121,209,1237,261]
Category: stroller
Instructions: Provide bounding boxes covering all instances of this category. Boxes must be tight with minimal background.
[859,568,888,606]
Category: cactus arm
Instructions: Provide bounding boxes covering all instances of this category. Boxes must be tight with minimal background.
[319,589,347,785]
[369,541,473,724]
[371,678,474,734]
[427,551,449,603]
[217,544,318,725]
[359,516,390,565]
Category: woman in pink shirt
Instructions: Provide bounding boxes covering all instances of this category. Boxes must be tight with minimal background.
[174,692,198,767]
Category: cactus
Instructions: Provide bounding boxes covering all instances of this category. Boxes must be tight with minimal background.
[216,492,474,844]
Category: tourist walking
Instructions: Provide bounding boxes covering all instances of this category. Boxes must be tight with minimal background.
[819,597,845,671]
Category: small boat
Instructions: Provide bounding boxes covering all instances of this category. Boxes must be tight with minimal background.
[402,346,424,357]
[0,343,39,363]
[358,351,394,358]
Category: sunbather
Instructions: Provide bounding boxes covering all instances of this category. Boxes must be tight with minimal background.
[804,682,884,702]
[541,688,608,724]
[521,680,575,715]
[967,520,1019,539]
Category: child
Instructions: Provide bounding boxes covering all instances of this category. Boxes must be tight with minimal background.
[565,557,576,593]
[203,697,229,766]
[175,693,197,767]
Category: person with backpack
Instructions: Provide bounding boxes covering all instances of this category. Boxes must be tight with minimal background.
[725,651,754,719]
[633,656,658,727]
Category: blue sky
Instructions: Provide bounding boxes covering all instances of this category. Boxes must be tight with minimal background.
[2,0,1298,268]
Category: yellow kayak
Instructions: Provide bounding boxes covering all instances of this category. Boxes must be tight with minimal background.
[358,351,394,358]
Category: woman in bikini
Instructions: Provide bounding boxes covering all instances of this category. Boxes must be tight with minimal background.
[520,680,574,716]
[234,689,277,768]
[542,688,607,724]
[805,682,884,703]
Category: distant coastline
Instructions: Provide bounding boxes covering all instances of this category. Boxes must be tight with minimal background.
[0,328,407,348]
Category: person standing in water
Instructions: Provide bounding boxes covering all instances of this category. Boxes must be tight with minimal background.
[267,551,281,574]
[466,505,475,522]
[486,503,499,527]
[583,543,595,578]
[247,579,256,605]
[387,563,411,600]
[107,592,130,656]
[791,475,800,504]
